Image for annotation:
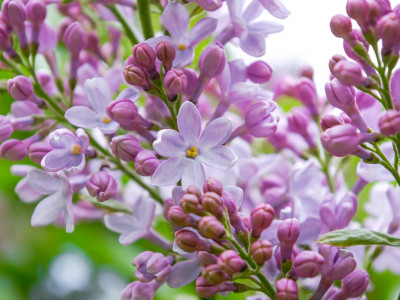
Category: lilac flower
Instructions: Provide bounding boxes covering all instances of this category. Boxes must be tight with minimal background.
[146,2,218,68]
[65,78,120,134]
[152,101,237,189]
[258,0,290,19]
[41,128,89,172]
[216,0,284,56]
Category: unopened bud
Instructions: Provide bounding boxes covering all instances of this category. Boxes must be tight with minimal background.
[202,264,230,285]
[250,240,273,265]
[135,150,159,176]
[246,61,273,83]
[293,250,325,278]
[110,134,142,162]
[251,203,275,238]
[217,250,247,275]
[275,278,298,300]
[86,171,117,202]
[277,218,300,262]
[199,216,226,239]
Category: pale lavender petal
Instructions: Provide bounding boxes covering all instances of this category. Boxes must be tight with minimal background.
[42,149,84,172]
[239,32,266,57]
[243,0,264,22]
[199,117,232,148]
[224,186,243,208]
[104,213,137,233]
[132,196,156,230]
[31,191,65,227]
[84,77,112,114]
[177,101,202,145]
[48,129,76,148]
[103,67,124,94]
[76,128,89,151]
[172,186,185,205]
[199,146,237,169]
[153,129,187,157]
[120,230,148,245]
[152,156,186,186]
[248,21,284,36]
[15,178,42,203]
[258,0,290,19]
[229,59,247,85]
[162,2,189,41]
[38,22,57,53]
[116,87,140,101]
[97,121,120,135]
[28,169,63,194]
[145,36,173,49]
[173,47,195,69]
[181,159,206,190]
[228,82,260,103]
[390,69,400,106]
[167,260,202,288]
[65,106,103,129]
[217,63,231,96]
[227,0,243,19]
[187,17,218,46]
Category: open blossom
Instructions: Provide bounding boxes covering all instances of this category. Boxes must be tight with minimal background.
[41,128,89,172]
[152,101,237,189]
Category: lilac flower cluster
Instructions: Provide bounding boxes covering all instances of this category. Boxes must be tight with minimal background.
[0,0,398,299]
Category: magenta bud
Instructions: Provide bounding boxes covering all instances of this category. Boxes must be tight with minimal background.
[199,216,226,239]
[196,276,218,298]
[0,116,13,141]
[330,14,353,39]
[202,264,230,285]
[27,0,47,25]
[133,251,172,284]
[110,134,142,162]
[217,250,247,275]
[63,22,87,57]
[163,198,174,221]
[203,177,223,195]
[0,25,13,52]
[250,240,273,265]
[198,251,218,267]
[86,171,117,202]
[300,65,314,80]
[202,191,223,217]
[320,114,345,131]
[28,141,52,164]
[287,110,315,147]
[168,205,196,227]
[378,109,400,136]
[163,69,187,98]
[293,251,325,278]
[0,139,28,161]
[1,0,26,27]
[123,64,150,88]
[132,42,156,72]
[275,278,298,300]
[329,54,347,76]
[332,60,366,86]
[294,78,318,115]
[156,41,175,71]
[377,13,400,54]
[7,76,34,101]
[346,0,370,31]
[175,229,209,253]
[340,269,370,297]
[182,68,198,96]
[134,149,159,176]
[199,42,226,79]
[277,218,300,262]
[245,101,279,138]
[251,203,275,238]
[246,61,273,83]
[180,191,202,214]
[320,124,362,157]
[106,99,140,130]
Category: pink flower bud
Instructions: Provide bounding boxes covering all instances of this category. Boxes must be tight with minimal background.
[133,251,172,284]
[132,42,156,72]
[245,100,279,138]
[330,14,353,40]
[346,0,370,31]
[1,0,26,27]
[63,22,87,57]
[110,134,142,162]
[202,264,230,285]
[7,76,34,101]
[199,42,226,79]
[175,229,210,253]
[294,78,318,115]
[339,269,370,298]
[293,251,325,278]
[0,116,13,142]
[168,205,197,227]
[27,0,47,25]
[180,191,202,214]
[86,171,117,202]
[246,61,273,83]
[123,64,150,89]
[320,124,362,157]
[134,149,159,176]
[202,191,223,217]
[329,54,346,77]
[320,114,345,131]
[28,141,52,164]
[277,218,300,262]
[182,68,198,96]
[217,250,247,275]
[250,240,273,265]
[0,139,28,161]
[196,276,218,298]
[275,278,298,300]
[156,41,175,71]
[203,177,223,195]
[0,25,13,52]
[377,12,400,54]
[163,69,187,98]
[198,251,218,267]
[199,216,226,239]
[251,203,275,238]
[106,99,140,130]
[287,110,315,148]
[333,60,366,86]
[379,109,400,136]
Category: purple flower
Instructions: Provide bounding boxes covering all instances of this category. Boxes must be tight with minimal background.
[41,128,89,172]
[65,78,120,134]
[146,2,217,68]
[258,0,290,19]
[152,101,237,189]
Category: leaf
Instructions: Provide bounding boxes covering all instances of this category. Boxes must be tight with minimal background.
[317,228,400,247]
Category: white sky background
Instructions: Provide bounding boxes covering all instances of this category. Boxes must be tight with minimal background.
[229,0,400,93]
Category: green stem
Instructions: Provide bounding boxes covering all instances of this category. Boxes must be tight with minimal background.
[137,0,154,39]
[106,5,139,45]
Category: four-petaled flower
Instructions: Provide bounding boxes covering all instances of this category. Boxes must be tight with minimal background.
[152,101,237,189]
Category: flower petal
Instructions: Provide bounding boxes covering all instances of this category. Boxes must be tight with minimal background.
[239,32,266,57]
[96,121,120,135]
[27,169,63,194]
[41,149,83,172]
[167,260,202,288]
[48,129,76,149]
[116,87,141,102]
[177,101,202,145]
[228,82,260,103]
[132,195,156,230]
[120,230,148,245]
[173,47,195,69]
[199,117,232,148]
[248,20,284,36]
[31,191,65,227]
[199,146,237,169]
[242,0,264,22]
[64,194,74,233]
[15,178,43,203]
[181,159,206,190]
[390,69,400,107]
[153,129,187,157]
[104,213,137,233]
[152,156,185,186]
[258,0,290,19]
[162,2,189,41]
[187,17,218,46]
[84,77,112,114]
[65,106,103,129]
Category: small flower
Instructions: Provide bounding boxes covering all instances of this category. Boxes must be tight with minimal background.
[152,101,237,189]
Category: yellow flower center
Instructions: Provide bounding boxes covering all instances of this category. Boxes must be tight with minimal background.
[186,146,198,158]
[102,117,112,124]
[177,44,187,50]
[71,144,82,155]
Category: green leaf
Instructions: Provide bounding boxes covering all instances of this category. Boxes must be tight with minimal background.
[317,229,400,247]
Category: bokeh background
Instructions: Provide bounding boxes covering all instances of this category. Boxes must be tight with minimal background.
[1,0,400,299]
